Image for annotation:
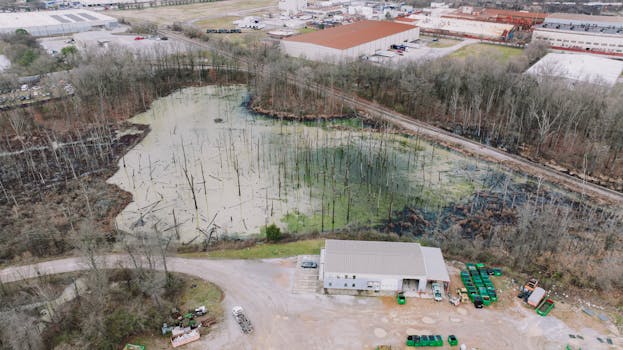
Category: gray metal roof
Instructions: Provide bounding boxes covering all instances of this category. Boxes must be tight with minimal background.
[324,240,450,281]
[538,22,623,35]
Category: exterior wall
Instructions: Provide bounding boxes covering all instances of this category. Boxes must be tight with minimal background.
[281,40,343,61]
[322,272,404,292]
[278,0,307,15]
[533,28,623,54]
[281,26,420,62]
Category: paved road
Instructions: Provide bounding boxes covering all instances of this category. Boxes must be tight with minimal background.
[159,29,623,204]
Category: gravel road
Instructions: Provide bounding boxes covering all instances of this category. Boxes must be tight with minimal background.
[1,255,618,350]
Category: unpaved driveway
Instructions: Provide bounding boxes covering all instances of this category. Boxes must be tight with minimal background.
[396,39,478,62]
[1,255,619,349]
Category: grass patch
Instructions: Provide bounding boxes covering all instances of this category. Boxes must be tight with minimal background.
[298,27,317,34]
[194,16,240,29]
[425,37,462,48]
[181,239,324,259]
[449,43,523,62]
[179,277,224,319]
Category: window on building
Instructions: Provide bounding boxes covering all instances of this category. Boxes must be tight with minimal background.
[352,283,355,287]
[344,283,347,287]
[344,275,348,279]
[329,282,332,286]
[352,275,356,279]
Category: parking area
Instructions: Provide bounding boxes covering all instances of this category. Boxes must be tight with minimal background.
[38,25,194,57]
[292,255,320,294]
[2,256,619,350]
[366,38,479,64]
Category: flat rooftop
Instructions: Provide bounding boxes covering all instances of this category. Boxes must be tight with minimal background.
[283,20,417,50]
[547,12,623,24]
[482,8,548,20]
[323,239,450,282]
[526,53,623,87]
[0,9,116,30]
[537,22,623,35]
[406,14,514,37]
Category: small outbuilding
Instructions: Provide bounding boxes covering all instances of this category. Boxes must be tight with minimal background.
[281,20,420,62]
[319,239,450,296]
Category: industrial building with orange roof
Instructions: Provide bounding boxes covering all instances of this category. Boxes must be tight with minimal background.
[281,20,420,62]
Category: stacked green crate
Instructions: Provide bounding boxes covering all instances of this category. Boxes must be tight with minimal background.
[461,262,499,306]
[406,335,444,347]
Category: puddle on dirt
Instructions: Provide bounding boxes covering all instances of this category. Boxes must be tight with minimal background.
[108,85,576,242]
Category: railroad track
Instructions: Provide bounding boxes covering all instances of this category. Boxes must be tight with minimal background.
[160,29,623,204]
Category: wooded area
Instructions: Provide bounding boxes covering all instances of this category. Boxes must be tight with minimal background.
[0,48,245,264]
[243,43,623,295]
[250,42,623,191]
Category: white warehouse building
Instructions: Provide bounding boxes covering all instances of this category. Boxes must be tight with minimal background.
[526,53,623,87]
[278,0,307,16]
[0,9,118,37]
[319,239,450,296]
[281,20,420,62]
[533,13,623,55]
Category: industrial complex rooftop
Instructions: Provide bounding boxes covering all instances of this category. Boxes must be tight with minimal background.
[283,20,416,49]
[0,9,114,29]
[401,14,515,39]
[323,239,450,281]
[0,9,117,36]
[545,12,623,26]
[538,22,623,35]
[526,53,623,87]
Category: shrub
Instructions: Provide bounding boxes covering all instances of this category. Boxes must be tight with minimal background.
[265,224,282,242]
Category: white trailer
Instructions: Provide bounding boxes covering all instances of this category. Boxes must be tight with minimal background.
[232,306,254,334]
[528,287,546,307]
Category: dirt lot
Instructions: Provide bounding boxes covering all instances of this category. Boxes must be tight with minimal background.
[1,255,619,350]
[107,0,278,27]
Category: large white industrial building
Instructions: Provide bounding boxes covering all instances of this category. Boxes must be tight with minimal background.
[396,13,515,40]
[281,20,420,62]
[319,239,450,296]
[526,53,623,87]
[0,9,118,37]
[532,13,623,55]
[278,0,307,16]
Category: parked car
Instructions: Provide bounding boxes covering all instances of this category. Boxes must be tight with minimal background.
[301,260,317,268]
[134,36,145,40]
[160,36,168,40]
[432,283,442,302]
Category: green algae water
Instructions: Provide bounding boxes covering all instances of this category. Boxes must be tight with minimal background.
[108,85,570,241]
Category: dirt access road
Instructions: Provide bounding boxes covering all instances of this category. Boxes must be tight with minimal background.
[1,255,618,349]
[160,29,623,205]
